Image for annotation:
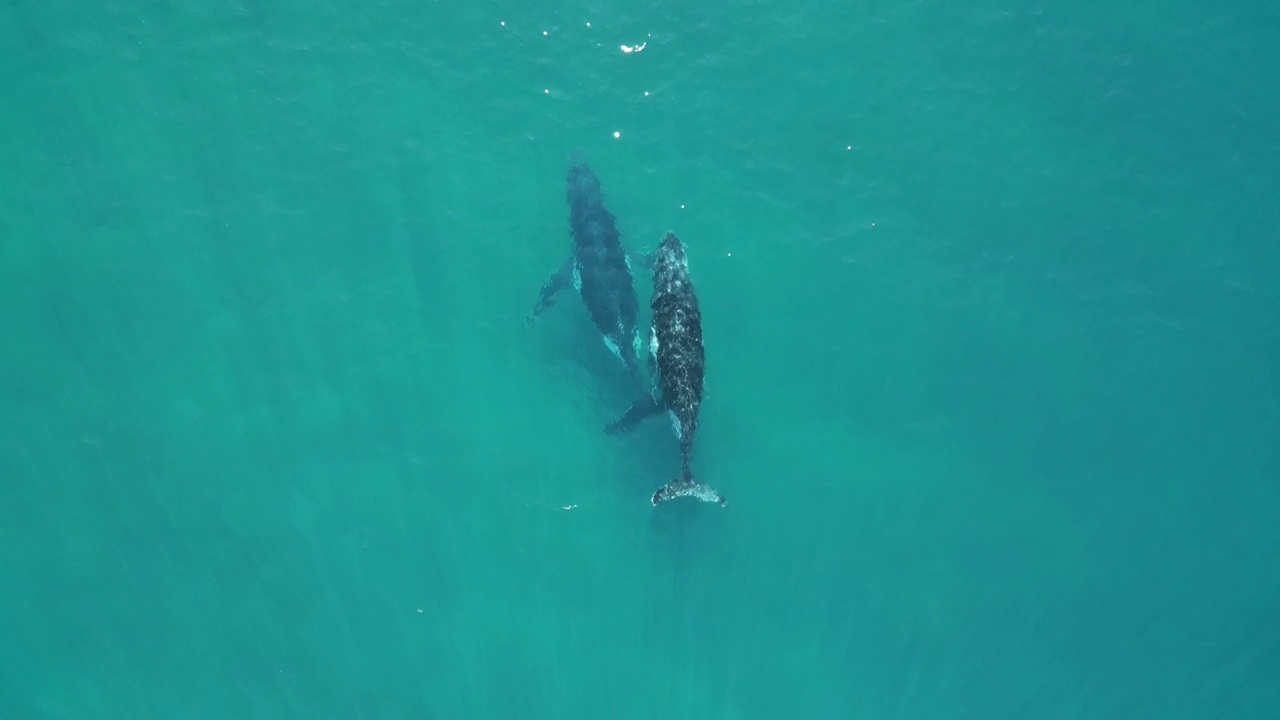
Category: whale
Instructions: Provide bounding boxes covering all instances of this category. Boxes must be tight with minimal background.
[527,153,650,391]
[605,231,727,507]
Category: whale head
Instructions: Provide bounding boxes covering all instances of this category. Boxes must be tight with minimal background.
[657,231,688,269]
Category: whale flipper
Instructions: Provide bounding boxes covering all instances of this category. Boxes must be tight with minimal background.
[527,260,573,323]
[604,395,662,435]
[529,155,646,387]
[652,478,727,507]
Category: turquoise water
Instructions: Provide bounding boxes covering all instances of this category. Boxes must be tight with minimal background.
[2,1,1277,717]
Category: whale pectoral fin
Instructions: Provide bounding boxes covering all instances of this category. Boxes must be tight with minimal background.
[652,478,728,507]
[604,395,662,435]
[527,260,572,323]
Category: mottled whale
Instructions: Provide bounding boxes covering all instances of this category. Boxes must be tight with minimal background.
[527,153,650,391]
[605,231,727,507]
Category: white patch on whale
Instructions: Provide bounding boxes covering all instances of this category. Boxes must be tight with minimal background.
[602,334,622,360]
[668,409,681,439]
[572,263,582,293]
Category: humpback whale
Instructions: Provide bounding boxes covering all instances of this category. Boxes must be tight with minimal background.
[606,231,727,507]
[527,153,650,391]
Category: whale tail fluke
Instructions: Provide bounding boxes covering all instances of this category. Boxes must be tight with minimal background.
[651,477,728,508]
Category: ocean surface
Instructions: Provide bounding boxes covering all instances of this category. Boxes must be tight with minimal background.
[2,1,1277,718]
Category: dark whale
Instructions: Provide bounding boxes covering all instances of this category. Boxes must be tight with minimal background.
[606,231,727,507]
[527,153,650,391]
